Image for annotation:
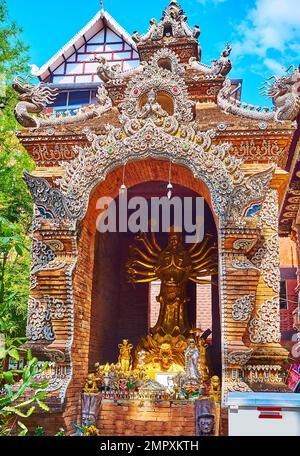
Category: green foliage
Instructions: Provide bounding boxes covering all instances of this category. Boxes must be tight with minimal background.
[34,425,45,436]
[0,0,30,131]
[0,0,29,77]
[0,3,49,436]
[0,0,34,337]
[0,341,49,436]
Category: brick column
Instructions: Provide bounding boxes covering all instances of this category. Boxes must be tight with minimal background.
[219,227,261,397]
[247,190,288,367]
[24,212,78,419]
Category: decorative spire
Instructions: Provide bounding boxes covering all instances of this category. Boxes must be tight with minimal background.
[100,0,104,13]
[133,0,198,44]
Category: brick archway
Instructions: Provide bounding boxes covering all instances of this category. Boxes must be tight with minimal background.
[68,158,219,426]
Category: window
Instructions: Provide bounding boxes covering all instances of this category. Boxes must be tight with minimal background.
[280,280,288,309]
[68,90,90,106]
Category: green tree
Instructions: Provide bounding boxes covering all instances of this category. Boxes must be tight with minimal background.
[0,0,30,129]
[0,0,34,337]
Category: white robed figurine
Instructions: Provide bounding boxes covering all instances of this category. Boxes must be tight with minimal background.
[184,339,200,380]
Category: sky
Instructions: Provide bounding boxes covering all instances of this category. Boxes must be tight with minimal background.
[6,0,300,106]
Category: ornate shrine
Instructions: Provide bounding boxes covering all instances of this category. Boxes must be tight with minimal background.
[13,0,300,435]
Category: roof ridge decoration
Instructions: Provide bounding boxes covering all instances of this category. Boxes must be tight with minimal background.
[188,43,232,78]
[132,0,199,44]
[217,65,300,122]
[96,56,146,84]
[13,76,112,128]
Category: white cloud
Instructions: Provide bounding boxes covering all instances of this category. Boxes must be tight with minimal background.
[263,58,287,75]
[233,0,300,58]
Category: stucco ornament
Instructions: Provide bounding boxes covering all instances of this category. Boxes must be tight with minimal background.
[189,43,232,78]
[26,295,66,342]
[258,189,279,231]
[217,66,300,122]
[227,349,253,366]
[133,0,196,43]
[226,166,275,226]
[26,297,55,341]
[13,78,112,128]
[232,295,255,321]
[96,56,146,84]
[251,235,280,293]
[248,297,281,344]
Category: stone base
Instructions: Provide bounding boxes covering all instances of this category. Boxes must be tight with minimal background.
[97,399,222,436]
[248,343,289,364]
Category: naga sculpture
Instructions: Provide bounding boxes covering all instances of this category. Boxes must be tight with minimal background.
[95,55,145,84]
[217,65,300,122]
[189,43,232,78]
[13,77,112,128]
[13,76,59,128]
[260,65,300,121]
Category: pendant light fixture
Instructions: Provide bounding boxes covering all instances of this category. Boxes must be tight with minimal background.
[167,158,173,200]
[120,163,127,193]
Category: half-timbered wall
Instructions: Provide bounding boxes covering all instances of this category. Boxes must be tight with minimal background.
[49,23,139,85]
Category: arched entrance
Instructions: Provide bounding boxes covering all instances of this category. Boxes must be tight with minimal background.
[73,158,221,381]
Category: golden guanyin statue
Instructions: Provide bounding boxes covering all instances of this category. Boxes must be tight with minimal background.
[127,230,217,339]
[118,339,133,372]
[127,229,217,374]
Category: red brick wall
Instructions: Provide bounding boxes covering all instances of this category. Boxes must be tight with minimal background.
[149,281,161,329]
[90,231,149,367]
[97,400,196,436]
[196,279,212,333]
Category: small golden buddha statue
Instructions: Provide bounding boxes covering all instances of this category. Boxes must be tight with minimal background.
[209,375,221,402]
[83,373,99,394]
[118,339,133,372]
[94,362,105,387]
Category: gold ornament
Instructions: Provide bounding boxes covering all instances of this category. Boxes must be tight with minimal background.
[83,373,99,394]
[127,230,217,339]
[198,338,210,384]
[118,339,133,372]
[209,375,221,402]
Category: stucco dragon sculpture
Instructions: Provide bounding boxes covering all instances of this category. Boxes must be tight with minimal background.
[189,43,232,78]
[13,76,59,128]
[217,65,300,122]
[260,65,300,121]
[13,76,112,128]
